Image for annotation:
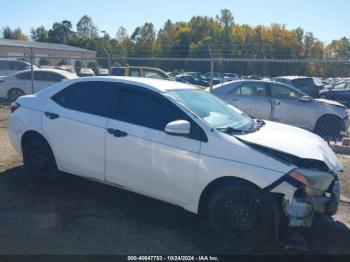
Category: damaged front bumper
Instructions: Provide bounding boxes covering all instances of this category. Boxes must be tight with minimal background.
[270,173,340,227]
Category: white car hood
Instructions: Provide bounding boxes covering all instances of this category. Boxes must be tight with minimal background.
[236,121,343,173]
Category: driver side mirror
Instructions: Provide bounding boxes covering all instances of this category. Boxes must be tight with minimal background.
[165,120,191,135]
[299,95,312,102]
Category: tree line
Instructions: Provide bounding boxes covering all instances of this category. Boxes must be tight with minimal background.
[1,10,350,76]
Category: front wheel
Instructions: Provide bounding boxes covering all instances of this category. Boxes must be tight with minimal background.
[7,88,25,101]
[206,183,276,252]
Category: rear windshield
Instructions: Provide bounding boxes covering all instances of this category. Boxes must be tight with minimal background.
[292,78,317,87]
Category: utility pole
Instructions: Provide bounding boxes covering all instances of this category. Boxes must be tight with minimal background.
[208,45,214,93]
[30,48,34,94]
[101,30,111,69]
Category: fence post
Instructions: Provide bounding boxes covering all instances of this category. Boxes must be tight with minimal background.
[208,45,214,93]
[30,48,34,94]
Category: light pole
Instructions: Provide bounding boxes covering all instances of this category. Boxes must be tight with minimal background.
[101,30,111,69]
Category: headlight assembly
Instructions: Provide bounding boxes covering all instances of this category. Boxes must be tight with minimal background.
[288,168,335,192]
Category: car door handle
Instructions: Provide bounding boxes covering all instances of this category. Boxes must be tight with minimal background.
[107,128,128,137]
[44,111,60,119]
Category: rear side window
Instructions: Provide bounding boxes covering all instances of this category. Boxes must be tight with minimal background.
[233,83,267,97]
[110,67,125,76]
[9,61,28,70]
[52,81,116,118]
[0,60,9,70]
[38,72,64,82]
[116,89,181,130]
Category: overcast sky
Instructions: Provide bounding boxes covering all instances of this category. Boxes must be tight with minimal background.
[1,0,349,43]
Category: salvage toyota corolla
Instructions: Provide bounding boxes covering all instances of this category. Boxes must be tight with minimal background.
[8,77,342,251]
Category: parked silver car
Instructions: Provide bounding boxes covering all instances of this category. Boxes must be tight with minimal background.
[212,80,349,137]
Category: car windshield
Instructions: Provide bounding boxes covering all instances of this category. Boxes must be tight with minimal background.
[169,89,253,131]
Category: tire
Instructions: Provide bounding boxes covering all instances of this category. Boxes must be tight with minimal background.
[206,182,275,252]
[7,88,25,101]
[314,115,342,138]
[23,136,60,181]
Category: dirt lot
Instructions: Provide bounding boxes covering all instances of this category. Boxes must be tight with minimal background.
[0,106,350,254]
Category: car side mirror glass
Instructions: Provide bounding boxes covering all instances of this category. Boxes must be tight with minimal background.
[299,95,312,102]
[165,120,191,135]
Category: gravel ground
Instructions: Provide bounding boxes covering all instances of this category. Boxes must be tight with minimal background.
[0,106,350,254]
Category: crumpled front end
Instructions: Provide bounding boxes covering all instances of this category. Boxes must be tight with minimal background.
[269,169,340,227]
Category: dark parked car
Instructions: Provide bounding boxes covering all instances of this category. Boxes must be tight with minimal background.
[274,76,322,98]
[319,81,350,107]
[175,74,210,87]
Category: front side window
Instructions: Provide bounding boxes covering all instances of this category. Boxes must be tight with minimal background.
[270,84,303,99]
[116,89,182,130]
[170,89,252,131]
[233,83,267,97]
[52,81,116,118]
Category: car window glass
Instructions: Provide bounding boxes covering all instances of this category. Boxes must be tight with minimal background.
[52,82,116,118]
[16,72,31,80]
[144,69,166,79]
[0,61,9,70]
[234,83,267,96]
[42,72,64,82]
[292,78,314,87]
[129,69,140,77]
[270,84,302,99]
[117,89,183,131]
[10,61,27,70]
[111,68,125,76]
[333,82,347,90]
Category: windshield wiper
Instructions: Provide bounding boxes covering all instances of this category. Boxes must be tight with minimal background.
[216,126,245,134]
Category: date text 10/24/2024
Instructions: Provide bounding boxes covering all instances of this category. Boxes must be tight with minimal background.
[127,256,220,261]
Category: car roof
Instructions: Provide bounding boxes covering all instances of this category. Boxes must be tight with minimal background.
[63,76,197,93]
[213,79,274,89]
[11,68,77,78]
[110,66,165,71]
[275,76,313,80]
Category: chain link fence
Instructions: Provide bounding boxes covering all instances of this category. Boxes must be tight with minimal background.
[1,54,350,142]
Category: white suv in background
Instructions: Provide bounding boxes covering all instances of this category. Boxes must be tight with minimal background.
[8,77,342,251]
[0,68,77,101]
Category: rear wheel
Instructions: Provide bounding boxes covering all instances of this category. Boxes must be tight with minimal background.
[206,182,276,252]
[23,136,60,181]
[314,115,342,138]
[7,88,25,101]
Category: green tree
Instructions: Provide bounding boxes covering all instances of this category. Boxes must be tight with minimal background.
[31,26,49,42]
[48,20,74,43]
[76,15,98,39]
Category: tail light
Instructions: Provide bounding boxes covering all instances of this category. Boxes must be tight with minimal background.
[10,102,20,113]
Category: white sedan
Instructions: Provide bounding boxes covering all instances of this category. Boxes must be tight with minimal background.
[8,77,342,251]
[0,68,77,101]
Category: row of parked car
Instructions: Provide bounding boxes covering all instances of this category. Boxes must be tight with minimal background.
[1,59,349,138]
